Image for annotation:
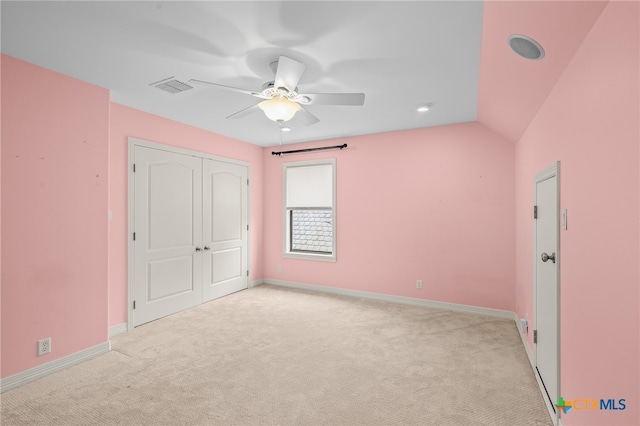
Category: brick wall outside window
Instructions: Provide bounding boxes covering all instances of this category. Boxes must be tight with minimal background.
[291,210,333,253]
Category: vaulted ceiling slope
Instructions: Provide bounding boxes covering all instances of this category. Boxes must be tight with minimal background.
[477,1,607,143]
[0,1,608,146]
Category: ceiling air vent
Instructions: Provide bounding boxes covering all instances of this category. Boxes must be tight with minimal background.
[508,35,545,60]
[150,77,193,94]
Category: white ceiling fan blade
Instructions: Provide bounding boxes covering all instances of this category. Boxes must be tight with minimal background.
[298,93,365,106]
[292,107,320,126]
[189,79,266,98]
[226,103,261,119]
[274,56,306,94]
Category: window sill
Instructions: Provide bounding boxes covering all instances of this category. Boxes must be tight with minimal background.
[283,252,336,262]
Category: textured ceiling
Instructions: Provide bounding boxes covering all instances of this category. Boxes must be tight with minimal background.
[1,1,608,147]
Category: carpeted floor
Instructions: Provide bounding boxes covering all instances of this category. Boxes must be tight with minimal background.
[1,284,552,425]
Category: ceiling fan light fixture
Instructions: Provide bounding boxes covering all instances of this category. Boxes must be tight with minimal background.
[258,97,301,122]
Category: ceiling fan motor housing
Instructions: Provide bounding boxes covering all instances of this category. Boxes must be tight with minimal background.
[261,82,310,104]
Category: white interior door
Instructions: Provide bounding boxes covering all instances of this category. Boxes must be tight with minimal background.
[202,159,248,302]
[534,163,560,412]
[133,146,203,326]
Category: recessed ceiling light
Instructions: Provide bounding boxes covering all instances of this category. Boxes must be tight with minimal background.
[281,126,292,132]
[417,103,433,112]
[508,34,545,60]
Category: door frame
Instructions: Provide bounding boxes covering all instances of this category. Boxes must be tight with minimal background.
[127,137,251,331]
[532,161,561,425]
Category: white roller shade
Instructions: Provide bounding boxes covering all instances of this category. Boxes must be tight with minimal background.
[286,164,333,208]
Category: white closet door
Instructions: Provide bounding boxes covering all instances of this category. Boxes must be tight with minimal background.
[133,146,203,326]
[535,168,560,409]
[202,159,248,302]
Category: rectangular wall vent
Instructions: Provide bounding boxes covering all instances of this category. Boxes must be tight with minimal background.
[150,77,193,94]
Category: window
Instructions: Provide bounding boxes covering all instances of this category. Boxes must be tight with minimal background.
[283,159,336,261]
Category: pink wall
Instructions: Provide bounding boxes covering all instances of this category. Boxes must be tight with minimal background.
[262,122,516,311]
[108,103,263,327]
[514,2,639,425]
[1,55,4,364]
[1,55,110,377]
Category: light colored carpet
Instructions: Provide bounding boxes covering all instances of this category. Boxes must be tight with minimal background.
[1,284,552,425]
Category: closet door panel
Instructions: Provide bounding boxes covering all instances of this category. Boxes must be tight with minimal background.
[203,159,248,302]
[133,146,203,326]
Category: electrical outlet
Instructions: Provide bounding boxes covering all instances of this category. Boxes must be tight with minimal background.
[37,337,51,356]
[277,265,283,273]
[416,279,423,289]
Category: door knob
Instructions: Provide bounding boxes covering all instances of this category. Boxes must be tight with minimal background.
[204,246,210,251]
[541,252,556,263]
[195,247,202,252]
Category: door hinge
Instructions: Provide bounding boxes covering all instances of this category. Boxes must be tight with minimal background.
[133,164,136,173]
[246,270,249,277]
[533,329,537,344]
[133,300,136,310]
[534,205,538,219]
[247,178,249,186]
[247,224,249,231]
[133,232,136,241]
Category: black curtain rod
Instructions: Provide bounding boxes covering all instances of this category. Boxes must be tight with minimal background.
[272,143,347,156]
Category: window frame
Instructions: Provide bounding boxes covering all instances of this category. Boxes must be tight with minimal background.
[282,158,337,262]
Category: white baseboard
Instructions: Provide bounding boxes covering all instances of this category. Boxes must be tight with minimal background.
[249,278,264,288]
[109,322,128,337]
[262,278,516,320]
[0,341,111,393]
[516,320,536,367]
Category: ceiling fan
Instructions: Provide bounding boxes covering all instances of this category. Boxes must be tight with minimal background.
[189,56,365,126]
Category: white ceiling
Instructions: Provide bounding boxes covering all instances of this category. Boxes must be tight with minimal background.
[1,1,483,147]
